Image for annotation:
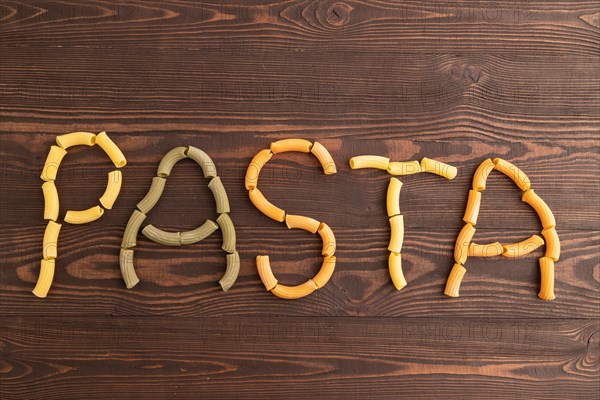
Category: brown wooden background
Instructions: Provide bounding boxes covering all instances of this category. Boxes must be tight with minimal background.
[1,1,599,399]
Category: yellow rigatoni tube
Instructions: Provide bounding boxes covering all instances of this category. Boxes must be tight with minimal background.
[317,223,336,257]
[40,145,67,181]
[270,139,313,154]
[463,190,481,225]
[522,189,556,229]
[256,255,278,291]
[95,131,127,168]
[420,157,458,180]
[538,257,555,301]
[472,158,495,191]
[56,132,96,149]
[493,158,530,191]
[271,280,318,299]
[454,223,476,264]
[386,178,402,217]
[387,161,421,176]
[285,214,321,234]
[444,263,466,298]
[502,235,544,257]
[42,181,59,221]
[32,259,55,298]
[42,221,61,260]
[245,149,273,190]
[312,256,336,289]
[541,227,560,261]
[249,187,285,222]
[388,252,407,290]
[64,205,104,224]
[311,142,337,175]
[349,155,390,170]
[468,242,503,257]
[99,170,122,209]
[388,215,404,253]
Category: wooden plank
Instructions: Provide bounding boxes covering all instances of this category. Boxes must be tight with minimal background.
[1,316,598,400]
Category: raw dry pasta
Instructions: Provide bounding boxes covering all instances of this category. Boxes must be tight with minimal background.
[119,248,139,289]
[142,225,181,246]
[493,158,530,191]
[522,189,556,229]
[187,146,217,178]
[468,242,503,257]
[64,205,104,224]
[472,158,494,191]
[136,177,167,214]
[271,280,318,300]
[257,255,278,291]
[249,188,286,222]
[502,235,544,257]
[388,214,404,253]
[208,176,231,214]
[42,221,61,260]
[388,252,407,290]
[42,181,59,221]
[32,259,55,298]
[387,160,421,176]
[219,252,240,292]
[349,155,390,170]
[317,223,336,257]
[312,256,336,289]
[245,149,272,190]
[56,132,96,149]
[96,131,127,168]
[121,210,147,249]
[463,190,481,225]
[386,178,402,217]
[180,220,219,245]
[454,223,476,265]
[217,213,236,253]
[157,146,187,177]
[285,214,321,234]
[420,157,458,180]
[538,257,555,301]
[311,142,337,175]
[541,227,560,261]
[444,263,466,298]
[99,170,122,209]
[41,145,67,181]
[270,139,312,154]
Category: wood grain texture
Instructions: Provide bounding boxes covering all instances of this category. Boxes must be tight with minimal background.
[1,0,599,398]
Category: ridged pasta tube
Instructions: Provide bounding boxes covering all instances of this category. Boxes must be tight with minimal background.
[468,242,503,257]
[121,210,146,249]
[420,157,457,180]
[463,190,481,225]
[270,139,313,154]
[64,205,104,224]
[42,181,59,221]
[349,155,389,170]
[472,158,494,191]
[313,256,336,289]
[95,132,127,168]
[32,259,55,298]
[180,220,219,245]
[538,257,555,301]
[522,189,556,229]
[137,177,166,214]
[119,248,139,289]
[99,170,122,209]
[257,255,278,291]
[387,161,422,176]
[388,252,407,290]
[285,214,320,234]
[444,263,466,298]
[454,223,476,264]
[388,214,404,253]
[186,146,217,178]
[271,280,318,299]
[245,149,272,190]
[317,223,336,257]
[142,225,181,246]
[386,178,402,217]
[217,213,236,253]
[219,251,240,291]
[42,221,61,260]
[208,176,230,214]
[56,132,96,149]
[311,142,337,175]
[40,145,67,181]
[249,188,285,222]
[502,235,544,257]
[493,158,530,191]
[541,227,560,261]
[157,146,187,177]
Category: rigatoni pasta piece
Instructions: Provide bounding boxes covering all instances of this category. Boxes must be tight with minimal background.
[387,161,421,176]
[387,214,404,253]
[56,132,96,149]
[95,131,127,168]
[538,257,555,301]
[180,220,219,245]
[420,157,458,180]
[311,142,337,175]
[388,252,407,290]
[217,213,236,253]
[317,222,336,257]
[472,158,494,191]
[444,263,466,298]
[312,256,336,288]
[249,188,285,222]
[121,209,146,249]
[468,242,503,257]
[208,176,230,214]
[541,227,560,261]
[349,155,389,170]
[142,225,181,246]
[463,190,481,225]
[257,255,278,291]
[99,170,122,209]
[40,145,67,181]
[157,146,187,177]
[522,189,556,229]
[285,214,321,234]
[42,221,61,260]
[502,235,544,258]
[32,259,55,298]
[119,248,139,289]
[42,181,59,221]
[270,139,312,154]
[245,149,272,190]
[186,146,217,178]
[136,177,166,214]
[64,205,104,224]
[454,223,476,264]
[271,280,318,299]
[219,251,240,291]
[493,158,530,191]
[386,178,402,217]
